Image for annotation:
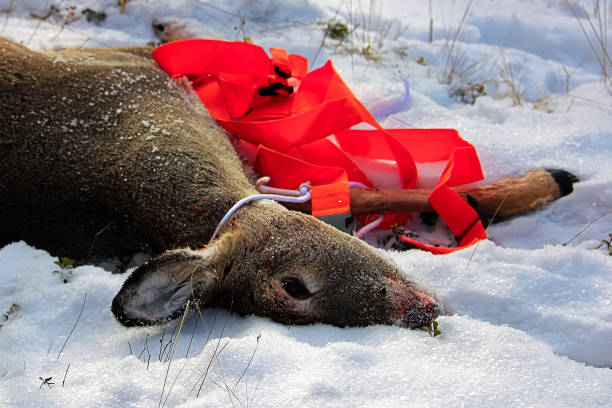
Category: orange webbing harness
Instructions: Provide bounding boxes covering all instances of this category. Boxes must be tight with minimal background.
[152,39,486,254]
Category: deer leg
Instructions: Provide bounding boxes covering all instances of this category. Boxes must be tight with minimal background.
[284,169,578,219]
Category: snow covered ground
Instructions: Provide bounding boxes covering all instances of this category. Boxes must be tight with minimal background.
[1,0,611,406]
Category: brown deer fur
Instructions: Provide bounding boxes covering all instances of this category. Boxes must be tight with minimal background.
[0,38,439,329]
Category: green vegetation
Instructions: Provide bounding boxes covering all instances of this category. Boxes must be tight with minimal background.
[423,320,441,338]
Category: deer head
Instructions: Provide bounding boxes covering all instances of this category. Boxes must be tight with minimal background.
[112,205,440,329]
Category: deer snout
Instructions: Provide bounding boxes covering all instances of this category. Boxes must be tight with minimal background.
[386,279,440,329]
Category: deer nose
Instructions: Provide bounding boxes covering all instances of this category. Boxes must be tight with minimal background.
[386,279,440,328]
[416,291,437,310]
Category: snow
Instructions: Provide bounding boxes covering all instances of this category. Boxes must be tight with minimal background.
[1,0,612,406]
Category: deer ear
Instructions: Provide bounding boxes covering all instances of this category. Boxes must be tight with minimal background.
[111,245,220,326]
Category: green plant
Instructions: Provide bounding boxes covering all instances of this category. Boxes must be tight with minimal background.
[53,257,74,284]
[596,233,612,255]
[423,319,441,337]
[326,20,349,41]
[54,257,74,269]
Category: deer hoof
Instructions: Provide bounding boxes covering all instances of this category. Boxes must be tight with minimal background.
[545,169,579,197]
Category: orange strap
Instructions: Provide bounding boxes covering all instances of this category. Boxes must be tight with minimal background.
[152,39,486,253]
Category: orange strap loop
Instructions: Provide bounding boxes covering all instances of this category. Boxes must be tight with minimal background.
[152,39,486,253]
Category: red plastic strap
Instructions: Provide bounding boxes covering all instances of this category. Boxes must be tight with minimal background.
[152,39,487,253]
[254,146,350,216]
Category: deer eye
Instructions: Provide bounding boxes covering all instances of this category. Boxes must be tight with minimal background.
[280,277,312,300]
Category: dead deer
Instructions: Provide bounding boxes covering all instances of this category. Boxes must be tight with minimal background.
[0,37,575,329]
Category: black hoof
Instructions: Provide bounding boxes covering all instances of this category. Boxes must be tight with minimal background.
[545,169,579,197]
[465,194,493,226]
[420,212,438,227]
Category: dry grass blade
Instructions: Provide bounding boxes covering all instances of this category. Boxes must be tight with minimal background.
[192,293,234,399]
[61,364,70,387]
[195,0,241,18]
[235,334,261,387]
[56,293,87,359]
[25,0,51,45]
[428,0,434,43]
[138,334,150,360]
[565,0,612,88]
[563,210,612,246]
[119,0,130,14]
[186,303,233,401]
[47,338,54,356]
[215,359,240,407]
[194,0,250,41]
[190,339,231,399]
[201,308,218,353]
[465,192,510,271]
[161,317,200,406]
[159,299,191,408]
[0,0,16,34]
[312,0,345,67]
[158,327,167,361]
[441,0,474,83]
[184,316,199,358]
[499,49,524,106]
[247,373,264,408]
[88,221,114,258]
[339,0,406,63]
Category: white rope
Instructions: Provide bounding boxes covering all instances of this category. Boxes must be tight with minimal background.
[370,78,411,120]
[348,181,385,239]
[210,178,385,242]
[354,214,385,238]
[209,180,312,242]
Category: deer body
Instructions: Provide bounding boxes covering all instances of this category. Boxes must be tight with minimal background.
[1,39,252,258]
[0,38,439,329]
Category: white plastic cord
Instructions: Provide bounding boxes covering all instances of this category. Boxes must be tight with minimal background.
[348,181,368,189]
[348,181,384,239]
[354,214,385,238]
[210,178,384,242]
[209,181,312,242]
[255,176,307,197]
[370,78,411,120]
